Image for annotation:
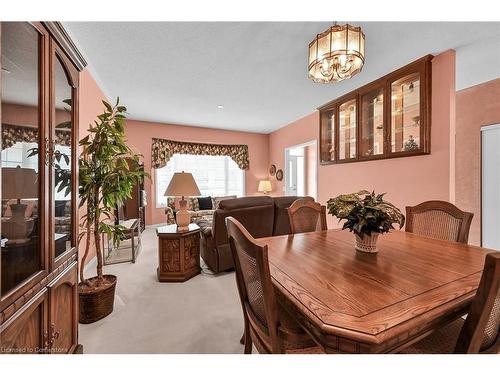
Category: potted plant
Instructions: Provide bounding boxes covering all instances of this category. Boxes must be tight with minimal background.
[78,99,147,323]
[327,190,405,253]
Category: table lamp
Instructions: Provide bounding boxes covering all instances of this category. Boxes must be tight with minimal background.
[1,166,38,242]
[164,171,201,231]
[258,180,272,194]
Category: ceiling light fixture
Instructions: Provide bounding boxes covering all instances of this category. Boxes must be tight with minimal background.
[217,105,224,109]
[1,67,11,74]
[308,23,365,83]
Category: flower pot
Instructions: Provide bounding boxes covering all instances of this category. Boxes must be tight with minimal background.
[355,233,379,253]
[78,275,117,324]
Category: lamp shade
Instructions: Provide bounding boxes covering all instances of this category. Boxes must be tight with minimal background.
[164,172,201,197]
[1,166,38,200]
[258,180,272,193]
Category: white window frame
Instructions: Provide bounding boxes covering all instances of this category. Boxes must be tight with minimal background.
[155,153,246,208]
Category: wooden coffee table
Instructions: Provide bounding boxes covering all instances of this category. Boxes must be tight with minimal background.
[156,223,201,282]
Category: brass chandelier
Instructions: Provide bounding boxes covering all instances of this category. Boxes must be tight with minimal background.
[308,23,365,83]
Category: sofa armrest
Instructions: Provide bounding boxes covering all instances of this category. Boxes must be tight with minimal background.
[197,219,213,238]
[164,206,176,225]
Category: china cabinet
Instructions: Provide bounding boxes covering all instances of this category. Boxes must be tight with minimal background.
[1,22,86,354]
[319,55,432,164]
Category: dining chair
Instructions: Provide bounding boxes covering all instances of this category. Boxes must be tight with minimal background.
[287,198,327,234]
[401,252,499,354]
[405,200,473,243]
[226,216,324,354]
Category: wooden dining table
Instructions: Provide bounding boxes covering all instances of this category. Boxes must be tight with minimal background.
[256,229,495,353]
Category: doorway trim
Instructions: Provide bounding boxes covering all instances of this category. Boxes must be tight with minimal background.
[480,123,500,248]
[284,140,318,200]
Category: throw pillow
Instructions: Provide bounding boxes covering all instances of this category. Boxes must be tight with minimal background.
[190,197,200,211]
[197,196,213,210]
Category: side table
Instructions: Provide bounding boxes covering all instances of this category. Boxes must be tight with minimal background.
[156,223,201,282]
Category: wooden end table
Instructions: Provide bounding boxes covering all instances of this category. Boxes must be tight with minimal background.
[156,223,201,282]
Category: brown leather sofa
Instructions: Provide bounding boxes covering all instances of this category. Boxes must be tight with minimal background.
[198,195,312,273]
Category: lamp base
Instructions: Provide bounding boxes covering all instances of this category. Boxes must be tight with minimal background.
[175,198,191,231]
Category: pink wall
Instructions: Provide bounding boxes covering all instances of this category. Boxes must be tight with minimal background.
[77,69,109,265]
[455,78,500,246]
[124,119,270,225]
[269,50,456,229]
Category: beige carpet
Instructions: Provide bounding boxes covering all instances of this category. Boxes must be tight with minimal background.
[79,225,245,353]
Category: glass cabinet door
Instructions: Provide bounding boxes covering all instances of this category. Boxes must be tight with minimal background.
[390,72,421,153]
[1,22,44,296]
[51,53,74,262]
[360,88,384,158]
[338,98,357,161]
[320,109,336,163]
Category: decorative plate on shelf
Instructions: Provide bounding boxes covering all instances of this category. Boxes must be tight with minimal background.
[276,169,283,181]
[269,164,276,176]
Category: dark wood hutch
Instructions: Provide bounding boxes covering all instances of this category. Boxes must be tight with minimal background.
[1,22,86,354]
[319,55,432,165]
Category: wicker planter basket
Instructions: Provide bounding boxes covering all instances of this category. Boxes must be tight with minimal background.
[78,275,117,324]
[355,233,379,253]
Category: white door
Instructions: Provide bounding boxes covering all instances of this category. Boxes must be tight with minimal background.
[481,124,500,250]
[285,153,298,196]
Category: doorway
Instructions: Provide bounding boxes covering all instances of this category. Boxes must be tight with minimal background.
[284,141,317,199]
[481,124,500,250]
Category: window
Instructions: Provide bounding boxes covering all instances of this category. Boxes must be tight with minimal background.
[1,141,38,169]
[155,153,245,207]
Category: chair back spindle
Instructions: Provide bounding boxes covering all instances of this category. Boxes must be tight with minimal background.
[405,200,473,243]
[287,199,327,234]
[455,252,500,353]
[226,216,281,353]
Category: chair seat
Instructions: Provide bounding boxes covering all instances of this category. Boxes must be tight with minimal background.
[400,318,464,354]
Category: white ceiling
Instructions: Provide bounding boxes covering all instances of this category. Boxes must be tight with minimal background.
[63,22,500,134]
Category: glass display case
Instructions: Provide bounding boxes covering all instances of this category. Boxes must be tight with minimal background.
[1,22,43,296]
[360,87,384,158]
[391,73,421,153]
[319,55,431,164]
[320,109,335,162]
[338,98,357,161]
[1,21,83,355]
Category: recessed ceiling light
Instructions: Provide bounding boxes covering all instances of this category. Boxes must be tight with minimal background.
[217,105,224,109]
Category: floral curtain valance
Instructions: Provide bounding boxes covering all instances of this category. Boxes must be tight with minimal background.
[1,123,71,150]
[151,138,250,170]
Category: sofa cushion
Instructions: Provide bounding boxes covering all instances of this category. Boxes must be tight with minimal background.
[197,196,213,210]
[213,196,274,248]
[218,196,272,210]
